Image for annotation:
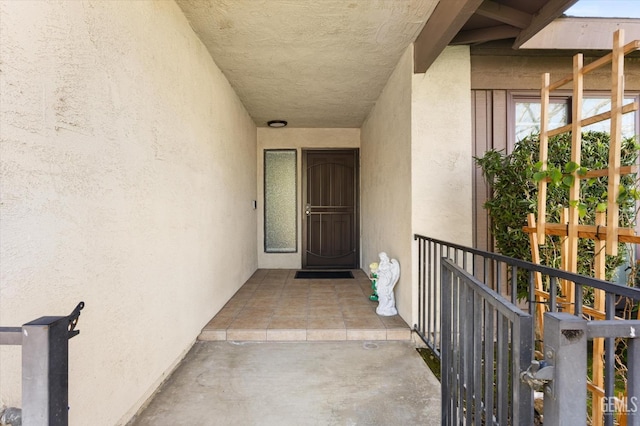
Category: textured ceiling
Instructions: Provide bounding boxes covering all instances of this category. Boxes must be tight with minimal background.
[177,0,437,128]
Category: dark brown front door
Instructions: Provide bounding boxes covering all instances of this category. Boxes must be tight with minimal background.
[302,149,359,269]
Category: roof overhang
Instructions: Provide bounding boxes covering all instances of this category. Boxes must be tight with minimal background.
[519,17,640,50]
[414,0,579,73]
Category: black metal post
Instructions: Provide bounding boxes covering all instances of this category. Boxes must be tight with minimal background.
[0,302,83,426]
[22,315,71,426]
[625,332,639,426]
[543,312,587,426]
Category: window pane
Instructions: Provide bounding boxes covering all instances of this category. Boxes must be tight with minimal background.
[264,150,297,253]
[514,97,638,141]
[515,101,568,142]
[582,97,636,138]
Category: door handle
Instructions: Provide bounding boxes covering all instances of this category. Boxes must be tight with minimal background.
[305,204,311,216]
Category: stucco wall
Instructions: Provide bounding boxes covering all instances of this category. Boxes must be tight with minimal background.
[412,45,473,244]
[361,47,413,321]
[0,2,257,424]
[256,128,360,269]
[412,46,474,321]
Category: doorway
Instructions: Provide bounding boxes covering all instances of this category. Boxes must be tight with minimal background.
[302,149,359,269]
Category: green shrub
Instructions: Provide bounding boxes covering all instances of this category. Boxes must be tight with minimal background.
[475,131,639,298]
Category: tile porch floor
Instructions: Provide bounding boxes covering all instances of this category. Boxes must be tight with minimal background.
[199,269,412,342]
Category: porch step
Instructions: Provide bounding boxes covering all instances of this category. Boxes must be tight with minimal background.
[198,327,412,342]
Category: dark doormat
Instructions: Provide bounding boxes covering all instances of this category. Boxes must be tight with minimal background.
[294,270,354,279]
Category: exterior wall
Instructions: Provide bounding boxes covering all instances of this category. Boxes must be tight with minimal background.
[257,128,360,269]
[412,46,474,320]
[361,47,413,321]
[0,2,257,425]
[471,89,508,253]
[472,51,640,91]
[412,45,473,244]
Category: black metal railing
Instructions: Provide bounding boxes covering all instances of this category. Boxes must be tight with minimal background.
[415,234,640,425]
[441,258,533,424]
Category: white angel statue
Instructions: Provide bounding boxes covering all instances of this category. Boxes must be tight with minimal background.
[375,252,400,316]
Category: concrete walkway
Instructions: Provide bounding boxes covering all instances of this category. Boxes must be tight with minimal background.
[129,340,441,425]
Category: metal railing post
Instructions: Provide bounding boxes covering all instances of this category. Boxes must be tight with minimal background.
[441,260,453,425]
[0,302,84,426]
[22,316,72,426]
[628,336,640,425]
[543,312,588,426]
[588,320,640,425]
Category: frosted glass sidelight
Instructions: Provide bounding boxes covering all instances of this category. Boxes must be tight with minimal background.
[264,150,297,252]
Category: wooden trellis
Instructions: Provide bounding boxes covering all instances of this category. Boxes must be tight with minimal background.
[523,30,640,425]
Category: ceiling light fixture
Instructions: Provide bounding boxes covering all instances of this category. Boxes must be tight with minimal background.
[267,120,288,128]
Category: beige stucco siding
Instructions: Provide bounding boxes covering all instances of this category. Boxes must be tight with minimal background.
[361,47,413,321]
[0,1,257,424]
[412,46,474,322]
[412,45,473,242]
[256,128,360,269]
